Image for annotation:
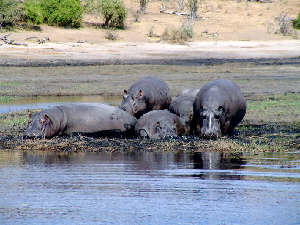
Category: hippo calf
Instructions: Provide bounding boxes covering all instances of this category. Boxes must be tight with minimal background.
[24,103,137,138]
[169,95,195,134]
[120,76,171,118]
[192,79,246,138]
[135,110,185,139]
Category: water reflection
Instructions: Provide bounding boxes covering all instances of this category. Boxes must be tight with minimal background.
[0,150,299,225]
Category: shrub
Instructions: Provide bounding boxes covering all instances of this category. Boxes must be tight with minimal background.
[23,0,44,25]
[293,13,300,29]
[40,0,83,28]
[186,0,198,19]
[139,0,147,14]
[105,29,118,40]
[275,13,293,36]
[160,20,194,43]
[0,0,23,29]
[100,0,127,29]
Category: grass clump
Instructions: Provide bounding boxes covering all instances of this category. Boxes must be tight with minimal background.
[105,29,118,40]
[161,20,194,43]
[293,12,300,29]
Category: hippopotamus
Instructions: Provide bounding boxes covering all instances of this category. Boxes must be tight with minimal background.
[192,79,246,138]
[180,88,200,97]
[120,76,171,118]
[169,95,194,134]
[23,103,137,138]
[135,110,185,139]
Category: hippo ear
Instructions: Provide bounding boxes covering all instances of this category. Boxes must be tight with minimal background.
[123,90,128,99]
[139,89,144,97]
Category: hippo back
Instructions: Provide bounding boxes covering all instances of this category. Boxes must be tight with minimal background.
[24,103,137,138]
[61,103,137,133]
[120,76,171,118]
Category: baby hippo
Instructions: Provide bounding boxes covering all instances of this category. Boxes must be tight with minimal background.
[169,95,194,134]
[120,76,171,119]
[192,79,246,138]
[24,103,137,138]
[135,110,185,139]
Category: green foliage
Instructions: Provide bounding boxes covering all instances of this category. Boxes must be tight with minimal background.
[40,0,83,28]
[293,13,300,29]
[0,0,23,29]
[23,0,44,25]
[100,0,127,29]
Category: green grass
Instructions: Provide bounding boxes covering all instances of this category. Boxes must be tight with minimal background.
[0,82,22,87]
[0,96,16,104]
[246,93,300,122]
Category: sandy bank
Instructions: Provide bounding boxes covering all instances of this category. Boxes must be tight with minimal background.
[0,40,299,66]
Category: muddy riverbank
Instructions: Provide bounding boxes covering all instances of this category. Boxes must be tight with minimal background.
[0,48,300,152]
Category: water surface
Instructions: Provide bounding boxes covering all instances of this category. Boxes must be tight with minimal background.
[0,95,121,114]
[0,151,299,225]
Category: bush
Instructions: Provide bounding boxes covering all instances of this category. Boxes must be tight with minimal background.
[23,0,44,25]
[101,0,127,29]
[293,13,300,29]
[161,20,194,43]
[0,0,23,29]
[41,0,83,28]
[105,29,118,40]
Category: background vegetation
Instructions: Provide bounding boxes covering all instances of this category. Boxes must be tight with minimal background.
[293,12,300,29]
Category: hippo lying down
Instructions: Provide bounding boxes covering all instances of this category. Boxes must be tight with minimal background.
[135,110,185,139]
[24,103,137,138]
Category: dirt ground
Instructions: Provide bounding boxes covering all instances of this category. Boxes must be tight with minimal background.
[1,0,300,44]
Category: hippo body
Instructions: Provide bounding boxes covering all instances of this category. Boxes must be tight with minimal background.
[24,103,137,138]
[120,76,171,118]
[135,110,185,139]
[192,79,246,138]
[169,95,195,134]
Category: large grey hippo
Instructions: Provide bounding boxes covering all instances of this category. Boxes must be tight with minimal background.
[192,79,246,138]
[120,76,171,118]
[135,110,185,139]
[24,103,137,138]
[169,95,195,134]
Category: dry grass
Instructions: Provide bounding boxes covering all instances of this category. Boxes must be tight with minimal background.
[1,0,300,44]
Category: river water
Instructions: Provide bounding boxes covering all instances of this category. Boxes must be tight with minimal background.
[0,96,121,114]
[0,150,299,225]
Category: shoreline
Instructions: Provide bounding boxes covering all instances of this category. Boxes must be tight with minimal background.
[0,40,299,66]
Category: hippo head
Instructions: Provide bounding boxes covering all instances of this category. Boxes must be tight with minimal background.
[120,89,147,118]
[198,104,225,138]
[23,112,55,139]
[138,121,175,139]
